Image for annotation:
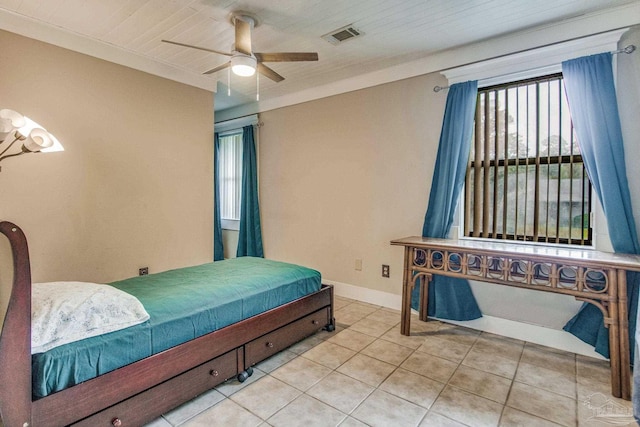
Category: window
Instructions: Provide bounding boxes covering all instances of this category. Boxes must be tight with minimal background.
[463,73,593,245]
[218,132,243,230]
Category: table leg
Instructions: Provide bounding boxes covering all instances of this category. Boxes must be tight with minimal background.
[608,270,622,398]
[419,274,431,322]
[401,246,413,336]
[618,269,631,400]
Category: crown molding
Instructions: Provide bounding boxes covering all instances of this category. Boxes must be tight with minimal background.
[216,2,639,121]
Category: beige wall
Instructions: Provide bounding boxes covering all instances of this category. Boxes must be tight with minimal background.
[0,30,214,291]
[1,25,637,334]
[256,73,581,327]
[259,73,447,294]
[222,229,239,259]
[256,27,640,329]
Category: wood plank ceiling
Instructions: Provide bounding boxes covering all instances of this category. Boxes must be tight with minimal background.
[0,0,637,113]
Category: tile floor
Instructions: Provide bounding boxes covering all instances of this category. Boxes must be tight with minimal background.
[145,296,636,427]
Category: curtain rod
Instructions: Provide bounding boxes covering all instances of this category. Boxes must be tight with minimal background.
[215,114,253,124]
[433,44,636,93]
[215,113,264,125]
[214,113,264,133]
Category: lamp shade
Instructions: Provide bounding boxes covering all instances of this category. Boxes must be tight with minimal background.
[17,116,44,138]
[0,109,26,142]
[17,116,64,152]
[42,133,64,153]
[0,108,65,170]
[22,128,53,152]
[231,55,257,77]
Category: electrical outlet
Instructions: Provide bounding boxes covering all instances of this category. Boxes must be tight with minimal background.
[355,259,363,271]
[139,267,149,276]
[382,264,390,278]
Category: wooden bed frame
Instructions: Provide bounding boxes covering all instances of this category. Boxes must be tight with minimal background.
[0,221,335,427]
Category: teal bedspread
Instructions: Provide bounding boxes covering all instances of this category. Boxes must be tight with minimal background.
[31,257,321,399]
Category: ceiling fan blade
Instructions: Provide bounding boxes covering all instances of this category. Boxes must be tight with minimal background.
[162,40,232,57]
[258,63,285,82]
[255,52,319,62]
[203,62,231,75]
[235,17,252,55]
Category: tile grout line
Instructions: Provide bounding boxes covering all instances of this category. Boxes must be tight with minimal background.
[422,323,475,425]
[497,342,525,427]
[304,311,429,425]
[574,354,579,427]
[162,301,615,427]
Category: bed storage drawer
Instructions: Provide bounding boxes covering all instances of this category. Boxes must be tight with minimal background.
[245,307,329,366]
[71,349,238,427]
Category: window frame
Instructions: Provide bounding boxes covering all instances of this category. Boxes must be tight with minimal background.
[459,72,595,248]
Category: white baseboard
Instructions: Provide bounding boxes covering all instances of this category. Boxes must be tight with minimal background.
[438,315,605,359]
[325,280,605,360]
[324,280,403,309]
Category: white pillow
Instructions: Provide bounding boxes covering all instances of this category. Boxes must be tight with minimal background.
[31,281,150,354]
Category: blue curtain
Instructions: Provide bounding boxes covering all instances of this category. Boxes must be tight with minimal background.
[561,53,640,362]
[213,132,224,261]
[236,125,264,257]
[414,81,482,321]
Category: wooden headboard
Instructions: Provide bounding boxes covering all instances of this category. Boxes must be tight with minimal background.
[0,221,32,427]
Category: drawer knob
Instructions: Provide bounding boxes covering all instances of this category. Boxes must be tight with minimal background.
[312,320,319,325]
[210,369,219,377]
[267,342,274,348]
[112,418,122,427]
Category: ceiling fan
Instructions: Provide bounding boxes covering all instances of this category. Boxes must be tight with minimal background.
[162,12,318,83]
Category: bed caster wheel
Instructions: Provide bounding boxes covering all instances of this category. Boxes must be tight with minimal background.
[237,371,250,383]
[238,367,253,383]
[325,321,336,332]
[237,367,253,382]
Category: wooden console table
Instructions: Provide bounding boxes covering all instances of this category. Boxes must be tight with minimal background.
[391,236,640,400]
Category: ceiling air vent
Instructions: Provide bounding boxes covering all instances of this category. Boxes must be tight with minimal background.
[322,24,363,45]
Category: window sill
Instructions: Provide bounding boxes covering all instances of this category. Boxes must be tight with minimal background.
[221,219,240,231]
[457,235,595,251]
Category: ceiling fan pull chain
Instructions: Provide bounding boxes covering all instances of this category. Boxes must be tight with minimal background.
[228,67,231,96]
[256,72,260,101]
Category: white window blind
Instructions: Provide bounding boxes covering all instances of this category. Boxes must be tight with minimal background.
[464,73,592,246]
[219,132,243,225]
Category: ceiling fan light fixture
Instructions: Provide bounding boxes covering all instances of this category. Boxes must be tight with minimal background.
[164,10,317,83]
[231,55,257,77]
